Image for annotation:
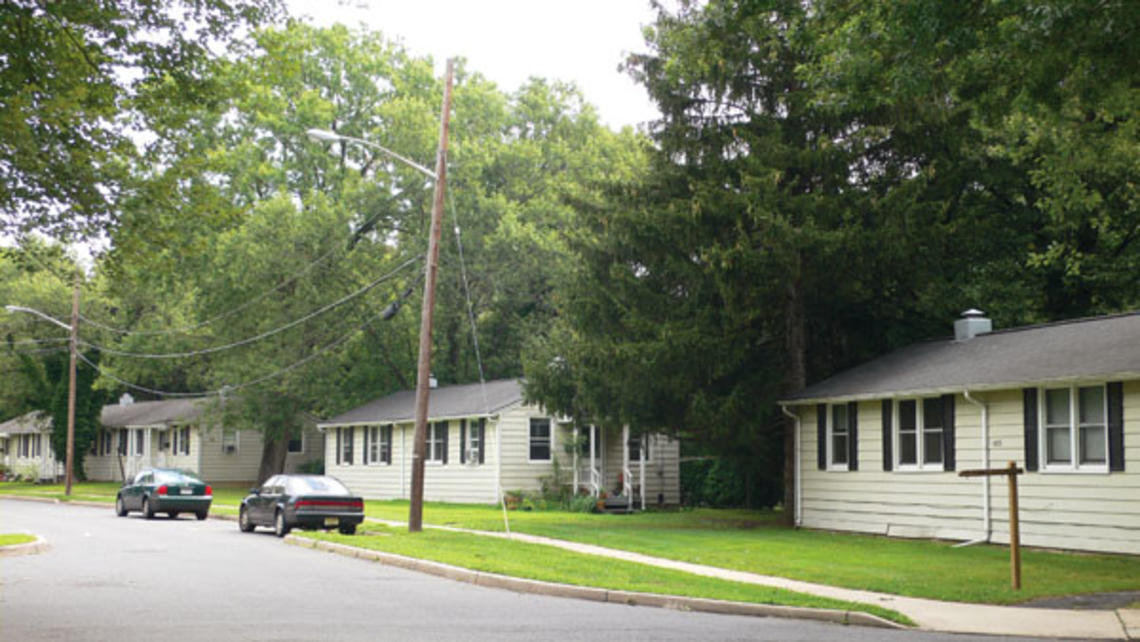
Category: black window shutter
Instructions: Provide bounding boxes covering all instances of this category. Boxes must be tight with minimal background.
[847,401,859,471]
[383,425,391,464]
[881,399,893,471]
[1023,388,1039,472]
[478,418,486,463]
[441,421,449,465]
[346,427,354,465]
[942,394,956,472]
[816,404,827,470]
[1108,381,1124,472]
[460,419,467,464]
[335,429,342,465]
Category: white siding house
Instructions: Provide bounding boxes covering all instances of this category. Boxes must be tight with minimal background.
[780,310,1140,555]
[88,396,322,483]
[317,379,681,507]
[0,411,63,481]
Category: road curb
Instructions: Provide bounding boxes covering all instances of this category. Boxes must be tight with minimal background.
[0,535,50,558]
[285,535,903,630]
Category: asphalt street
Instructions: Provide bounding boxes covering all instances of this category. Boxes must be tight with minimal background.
[1,499,1047,641]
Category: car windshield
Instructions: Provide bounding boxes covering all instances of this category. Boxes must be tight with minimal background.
[154,470,199,485]
[285,476,350,496]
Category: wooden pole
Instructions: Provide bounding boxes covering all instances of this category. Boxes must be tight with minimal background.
[408,58,454,533]
[1008,460,1021,590]
[64,272,79,496]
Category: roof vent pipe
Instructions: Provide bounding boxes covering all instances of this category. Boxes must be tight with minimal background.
[954,309,992,341]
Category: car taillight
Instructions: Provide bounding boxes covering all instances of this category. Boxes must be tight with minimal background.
[204,485,212,496]
[350,499,363,510]
[157,485,168,495]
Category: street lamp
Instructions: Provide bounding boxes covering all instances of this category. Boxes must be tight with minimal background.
[305,128,435,179]
[307,59,455,533]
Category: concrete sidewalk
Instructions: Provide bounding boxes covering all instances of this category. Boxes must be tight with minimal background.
[367,517,1137,640]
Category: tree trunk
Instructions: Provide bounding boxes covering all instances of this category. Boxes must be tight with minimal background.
[257,436,289,484]
[783,264,806,526]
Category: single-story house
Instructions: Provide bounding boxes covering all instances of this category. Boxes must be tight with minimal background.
[87,395,324,483]
[779,309,1139,555]
[0,411,63,481]
[316,378,681,507]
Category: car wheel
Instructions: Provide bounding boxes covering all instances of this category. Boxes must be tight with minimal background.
[142,497,155,519]
[195,510,208,521]
[238,506,255,533]
[337,523,356,536]
[168,511,180,519]
[115,495,127,517]
[274,509,290,538]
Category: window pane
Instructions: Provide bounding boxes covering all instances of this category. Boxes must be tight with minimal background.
[923,398,943,430]
[831,435,848,465]
[923,432,943,464]
[831,405,848,436]
[529,418,551,460]
[899,432,917,465]
[1080,426,1106,464]
[1046,426,1071,464]
[898,400,916,433]
[1045,389,1070,426]
[1078,386,1105,425]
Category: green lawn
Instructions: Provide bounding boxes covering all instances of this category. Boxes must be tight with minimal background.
[0,533,36,546]
[301,525,908,625]
[363,500,1140,605]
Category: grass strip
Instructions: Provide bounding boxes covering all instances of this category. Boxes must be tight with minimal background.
[362,501,1140,605]
[300,525,910,626]
[0,533,36,546]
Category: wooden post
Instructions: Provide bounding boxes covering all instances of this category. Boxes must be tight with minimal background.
[959,461,1025,590]
[1007,460,1021,590]
[408,58,454,534]
[65,272,79,496]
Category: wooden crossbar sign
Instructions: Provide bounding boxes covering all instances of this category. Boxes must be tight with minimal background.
[959,461,1025,590]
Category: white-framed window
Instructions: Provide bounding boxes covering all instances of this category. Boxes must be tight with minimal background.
[1041,385,1107,472]
[628,434,652,462]
[828,404,850,470]
[134,429,145,456]
[895,397,945,471]
[336,427,354,465]
[461,418,484,465]
[427,421,447,463]
[221,429,238,454]
[529,418,551,462]
[364,425,393,465]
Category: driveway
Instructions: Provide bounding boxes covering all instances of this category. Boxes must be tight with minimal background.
[1,499,1050,641]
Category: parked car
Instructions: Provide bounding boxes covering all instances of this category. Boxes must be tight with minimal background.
[115,468,212,520]
[239,474,364,537]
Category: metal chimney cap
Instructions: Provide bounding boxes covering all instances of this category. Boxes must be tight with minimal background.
[961,308,986,318]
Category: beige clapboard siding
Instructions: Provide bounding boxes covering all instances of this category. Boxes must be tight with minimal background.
[284,420,325,473]
[326,416,503,504]
[798,381,1140,554]
[197,426,263,482]
[498,405,568,495]
[84,426,204,481]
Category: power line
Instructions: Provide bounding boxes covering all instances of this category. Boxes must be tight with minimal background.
[76,287,413,399]
[81,256,421,359]
[79,243,346,337]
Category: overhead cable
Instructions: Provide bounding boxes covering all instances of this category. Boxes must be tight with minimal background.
[81,256,421,359]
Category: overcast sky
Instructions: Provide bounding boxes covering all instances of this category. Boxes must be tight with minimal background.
[286,0,662,130]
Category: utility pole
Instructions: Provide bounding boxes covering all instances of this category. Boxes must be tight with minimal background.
[65,271,79,496]
[409,58,454,533]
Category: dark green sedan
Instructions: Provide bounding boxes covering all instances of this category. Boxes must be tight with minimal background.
[115,468,212,520]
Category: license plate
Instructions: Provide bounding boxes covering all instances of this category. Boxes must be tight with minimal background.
[181,488,193,495]
[324,517,338,527]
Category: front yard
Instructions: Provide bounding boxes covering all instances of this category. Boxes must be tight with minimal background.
[5,481,1138,606]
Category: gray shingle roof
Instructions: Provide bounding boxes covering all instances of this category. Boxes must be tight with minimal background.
[0,411,51,435]
[100,398,209,428]
[783,312,1140,404]
[318,379,523,427]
